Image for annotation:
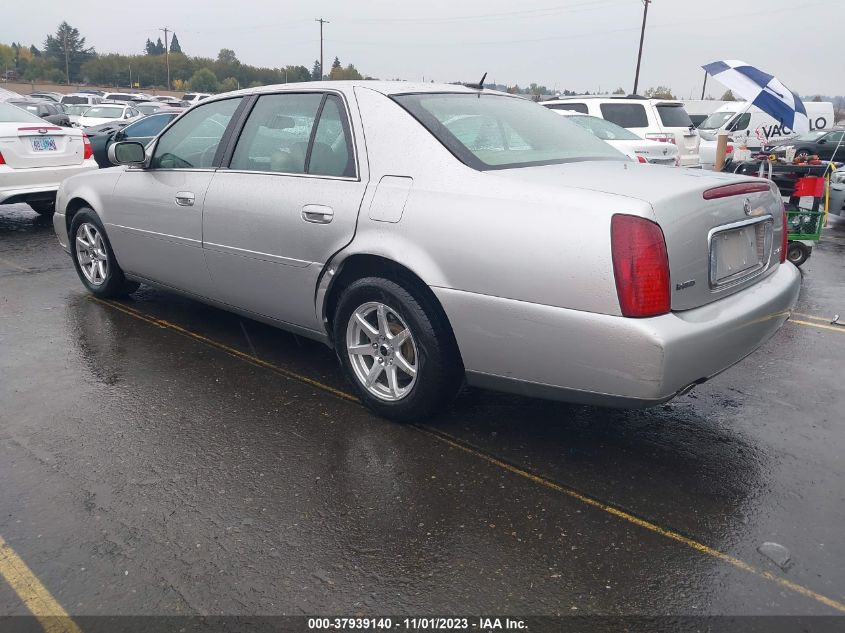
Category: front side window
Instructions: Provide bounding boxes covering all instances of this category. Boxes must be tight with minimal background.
[393,93,624,170]
[230,92,355,177]
[599,103,648,128]
[151,97,242,169]
[728,113,751,131]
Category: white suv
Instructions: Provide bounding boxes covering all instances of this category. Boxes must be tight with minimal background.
[543,96,701,167]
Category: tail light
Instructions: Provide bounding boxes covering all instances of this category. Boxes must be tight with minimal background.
[636,155,648,164]
[611,214,671,318]
[646,133,676,145]
[780,203,788,264]
[83,134,93,160]
[0,151,5,165]
[725,145,734,154]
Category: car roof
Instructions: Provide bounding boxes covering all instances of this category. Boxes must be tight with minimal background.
[203,81,511,102]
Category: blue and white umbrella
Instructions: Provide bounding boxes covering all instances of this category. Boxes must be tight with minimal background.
[702,59,809,134]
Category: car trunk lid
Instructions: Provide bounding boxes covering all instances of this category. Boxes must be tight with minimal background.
[492,161,783,311]
[0,125,83,168]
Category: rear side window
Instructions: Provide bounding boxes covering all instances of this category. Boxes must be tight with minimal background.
[600,103,648,128]
[230,93,355,177]
[656,104,693,127]
[151,97,242,169]
[547,102,588,113]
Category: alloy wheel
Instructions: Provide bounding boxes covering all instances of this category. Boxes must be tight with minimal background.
[75,222,109,286]
[345,302,418,401]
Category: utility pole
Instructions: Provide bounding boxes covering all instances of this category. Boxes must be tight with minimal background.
[160,27,171,91]
[315,18,329,80]
[62,30,70,85]
[632,0,651,95]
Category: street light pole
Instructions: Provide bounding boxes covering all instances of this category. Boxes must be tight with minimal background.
[632,0,651,95]
[315,18,329,80]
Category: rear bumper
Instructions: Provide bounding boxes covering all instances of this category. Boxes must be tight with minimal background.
[0,162,98,205]
[434,263,801,407]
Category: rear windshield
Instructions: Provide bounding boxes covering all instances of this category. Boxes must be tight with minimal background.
[392,93,625,170]
[106,94,133,101]
[182,94,197,100]
[66,105,90,115]
[0,102,45,123]
[84,106,124,119]
[567,115,642,141]
[545,102,588,113]
[137,104,161,115]
[599,103,648,128]
[61,95,89,104]
[655,104,693,127]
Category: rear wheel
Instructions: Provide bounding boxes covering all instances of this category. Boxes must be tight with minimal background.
[333,277,463,422]
[28,199,55,215]
[70,208,139,297]
[786,241,811,266]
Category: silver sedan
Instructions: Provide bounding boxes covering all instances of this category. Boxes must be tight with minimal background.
[53,82,801,422]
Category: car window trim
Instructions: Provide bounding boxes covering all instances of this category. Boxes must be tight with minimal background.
[220,89,360,181]
[304,94,329,174]
[143,96,248,172]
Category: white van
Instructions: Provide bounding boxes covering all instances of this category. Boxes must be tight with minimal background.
[542,96,700,167]
[698,101,835,150]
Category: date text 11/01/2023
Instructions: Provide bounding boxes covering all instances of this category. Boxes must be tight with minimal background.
[307,617,528,630]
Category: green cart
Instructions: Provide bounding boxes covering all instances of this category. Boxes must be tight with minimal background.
[784,206,824,266]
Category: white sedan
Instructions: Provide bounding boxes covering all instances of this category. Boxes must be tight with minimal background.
[551,110,679,166]
[0,102,97,215]
[78,104,142,128]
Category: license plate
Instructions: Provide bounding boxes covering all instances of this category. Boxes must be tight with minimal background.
[710,220,772,287]
[31,137,57,152]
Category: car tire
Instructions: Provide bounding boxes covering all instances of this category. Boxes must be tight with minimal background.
[70,208,140,297]
[29,199,55,215]
[794,148,812,161]
[786,241,811,266]
[333,276,463,422]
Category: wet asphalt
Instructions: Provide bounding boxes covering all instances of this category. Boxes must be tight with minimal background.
[0,203,844,621]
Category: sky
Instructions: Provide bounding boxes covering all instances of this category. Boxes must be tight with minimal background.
[3,0,844,97]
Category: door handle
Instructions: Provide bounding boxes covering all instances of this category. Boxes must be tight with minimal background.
[302,204,334,224]
[175,191,195,207]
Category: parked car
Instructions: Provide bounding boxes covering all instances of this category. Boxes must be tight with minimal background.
[181,92,212,105]
[101,92,147,104]
[78,104,142,128]
[88,111,179,167]
[545,110,679,166]
[152,95,187,106]
[135,101,180,115]
[7,99,71,127]
[0,101,97,215]
[65,104,92,127]
[767,129,844,161]
[543,96,701,167]
[61,93,102,106]
[77,89,105,97]
[27,91,63,103]
[53,82,800,421]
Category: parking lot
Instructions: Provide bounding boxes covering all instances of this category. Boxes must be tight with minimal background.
[1,202,845,625]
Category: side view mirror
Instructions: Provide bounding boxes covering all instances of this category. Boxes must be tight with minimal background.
[109,141,146,166]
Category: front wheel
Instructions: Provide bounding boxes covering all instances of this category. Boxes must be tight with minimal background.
[70,208,140,297]
[333,277,463,422]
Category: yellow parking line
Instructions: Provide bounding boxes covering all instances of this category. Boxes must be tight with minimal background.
[93,297,845,614]
[0,535,81,633]
[793,312,836,322]
[790,319,845,334]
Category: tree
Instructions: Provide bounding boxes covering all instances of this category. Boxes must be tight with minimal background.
[329,62,362,81]
[0,44,15,70]
[44,22,95,83]
[720,89,735,101]
[169,33,182,54]
[311,60,321,80]
[812,95,822,102]
[644,85,675,99]
[219,76,239,92]
[217,48,238,65]
[331,56,341,71]
[29,44,41,57]
[613,87,626,95]
[189,68,219,92]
